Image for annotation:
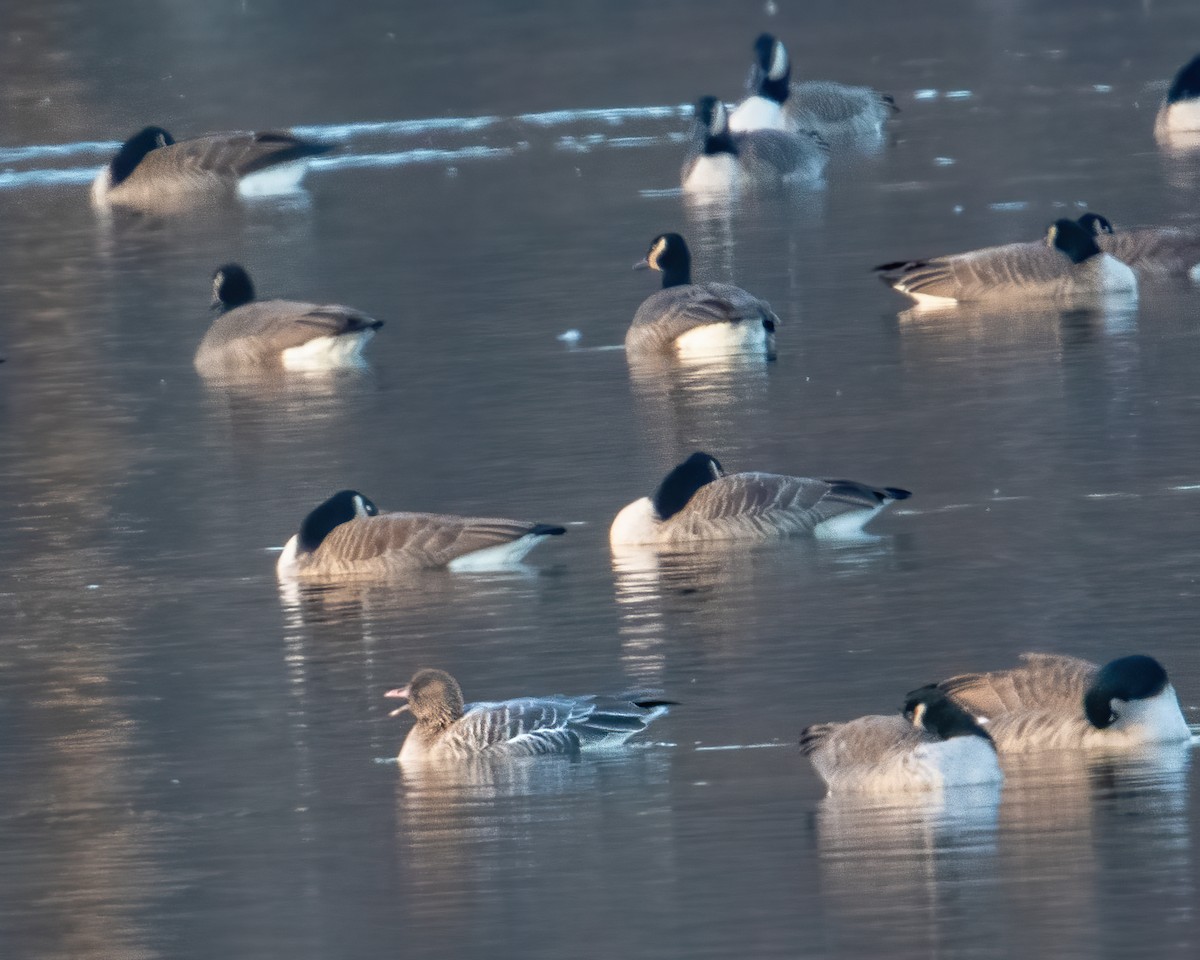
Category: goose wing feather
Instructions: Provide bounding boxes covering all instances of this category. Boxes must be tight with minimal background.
[196,301,379,365]
[1100,228,1200,275]
[876,241,1069,300]
[628,283,777,352]
[316,513,553,569]
[735,128,827,179]
[671,472,877,538]
[133,131,329,184]
[936,653,1098,719]
[445,698,583,755]
[788,81,897,127]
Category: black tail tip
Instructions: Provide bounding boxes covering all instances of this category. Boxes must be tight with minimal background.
[531,524,567,537]
[885,488,912,501]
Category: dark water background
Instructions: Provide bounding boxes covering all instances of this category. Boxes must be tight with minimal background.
[3,1,1200,957]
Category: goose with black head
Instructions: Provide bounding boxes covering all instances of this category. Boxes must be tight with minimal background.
[277,490,565,578]
[610,451,910,546]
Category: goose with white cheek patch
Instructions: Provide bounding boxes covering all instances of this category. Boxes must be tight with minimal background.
[194,264,384,375]
[917,653,1191,754]
[875,218,1138,308]
[91,126,332,213]
[1076,212,1200,282]
[385,669,675,764]
[800,687,1002,794]
[627,233,779,359]
[609,451,910,547]
[276,490,566,579]
[682,95,827,195]
[730,33,897,139]
[1155,53,1200,142]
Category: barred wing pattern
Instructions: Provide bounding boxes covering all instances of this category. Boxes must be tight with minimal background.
[309,512,556,574]
[875,241,1077,302]
[432,696,669,758]
[626,284,778,354]
[1099,228,1200,277]
[800,715,947,792]
[736,128,828,181]
[660,473,895,542]
[194,300,380,371]
[134,132,330,186]
[787,81,897,134]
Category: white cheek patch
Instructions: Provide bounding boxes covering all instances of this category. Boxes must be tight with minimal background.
[912,702,927,730]
[649,237,667,270]
[769,43,789,81]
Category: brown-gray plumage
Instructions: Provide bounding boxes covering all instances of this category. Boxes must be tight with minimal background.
[682,96,827,193]
[610,452,910,546]
[875,219,1137,306]
[730,35,896,140]
[92,126,331,212]
[799,689,1001,794]
[627,233,778,357]
[1077,213,1200,279]
[194,264,382,375]
[276,490,565,578]
[387,668,673,764]
[922,653,1190,753]
[787,81,898,136]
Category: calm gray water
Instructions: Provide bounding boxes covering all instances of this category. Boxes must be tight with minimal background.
[3,1,1200,957]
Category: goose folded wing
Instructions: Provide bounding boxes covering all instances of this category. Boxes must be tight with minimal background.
[737,128,827,177]
[147,132,331,179]
[935,653,1097,719]
[877,241,1059,298]
[318,513,555,567]
[450,698,581,754]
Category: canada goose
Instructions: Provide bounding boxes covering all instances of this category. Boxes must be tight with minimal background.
[194,264,384,375]
[729,34,897,139]
[682,96,827,194]
[1155,53,1200,141]
[609,451,910,546]
[91,126,331,212]
[627,233,779,359]
[1076,212,1200,281]
[276,490,566,578]
[875,218,1138,308]
[386,668,674,764]
[916,653,1191,754]
[800,687,1002,793]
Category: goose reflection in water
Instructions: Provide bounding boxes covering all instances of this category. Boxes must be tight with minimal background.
[812,740,1194,956]
[393,750,677,943]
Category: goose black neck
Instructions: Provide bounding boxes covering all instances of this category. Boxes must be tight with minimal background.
[657,253,691,289]
[702,130,737,159]
[652,452,721,519]
[758,72,791,105]
[110,126,174,187]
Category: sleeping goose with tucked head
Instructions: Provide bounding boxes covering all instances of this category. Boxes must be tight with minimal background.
[386,668,674,765]
[91,126,331,212]
[916,653,1191,754]
[1076,212,1200,281]
[1155,53,1200,144]
[627,233,779,359]
[730,33,897,139]
[609,451,910,547]
[800,687,1002,794]
[682,95,827,195]
[875,218,1138,308]
[194,264,384,375]
[276,490,566,579]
